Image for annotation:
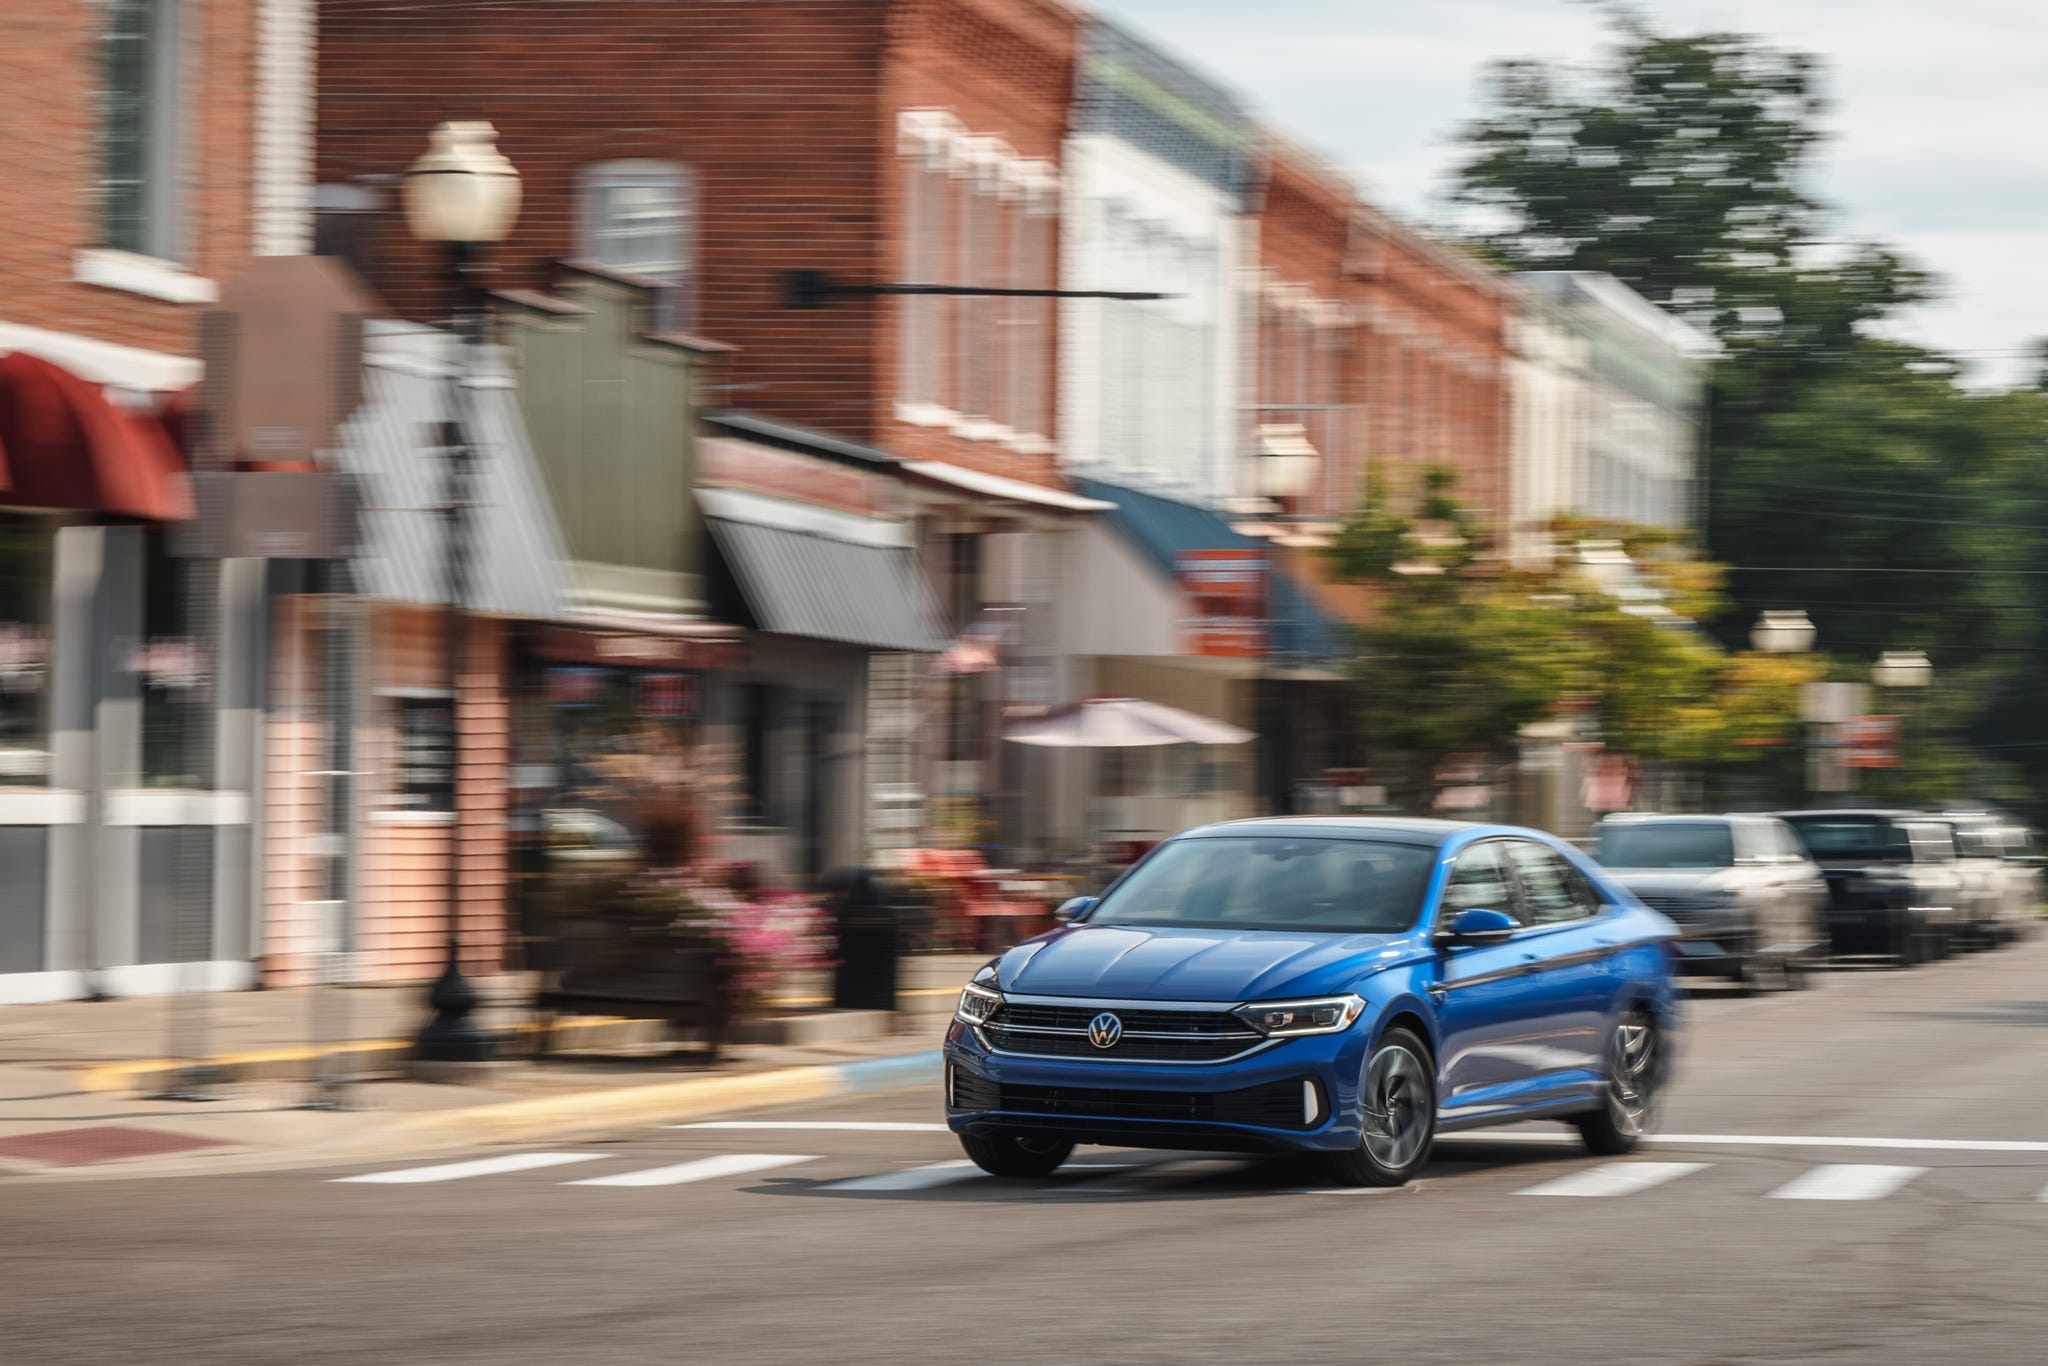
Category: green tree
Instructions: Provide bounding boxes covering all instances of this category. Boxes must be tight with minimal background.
[1449,7,2048,813]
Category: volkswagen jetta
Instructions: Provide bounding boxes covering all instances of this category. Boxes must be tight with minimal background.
[944,817,1682,1186]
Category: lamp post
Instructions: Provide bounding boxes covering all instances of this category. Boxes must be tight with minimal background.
[403,122,521,1065]
[1751,609,1817,655]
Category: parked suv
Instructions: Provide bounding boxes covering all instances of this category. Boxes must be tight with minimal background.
[1780,810,1964,964]
[1590,813,1826,990]
[1938,812,2042,946]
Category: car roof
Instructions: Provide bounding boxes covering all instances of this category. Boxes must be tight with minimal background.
[1177,816,1523,847]
[1778,809,1926,821]
[1594,813,1744,825]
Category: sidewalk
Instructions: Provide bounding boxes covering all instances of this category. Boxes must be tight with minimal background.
[0,956,975,1180]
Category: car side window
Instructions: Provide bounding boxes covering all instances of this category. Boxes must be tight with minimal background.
[1440,842,1517,924]
[1504,841,1603,925]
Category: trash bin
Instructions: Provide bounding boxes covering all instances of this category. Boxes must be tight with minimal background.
[827,867,901,1012]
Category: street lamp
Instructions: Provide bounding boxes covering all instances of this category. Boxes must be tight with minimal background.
[1873,650,1932,688]
[1751,609,1817,654]
[404,122,520,1065]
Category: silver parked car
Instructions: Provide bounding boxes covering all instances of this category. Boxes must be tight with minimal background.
[1590,813,1828,991]
[1938,812,2042,946]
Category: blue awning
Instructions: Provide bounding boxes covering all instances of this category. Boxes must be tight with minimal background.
[1072,478,1346,662]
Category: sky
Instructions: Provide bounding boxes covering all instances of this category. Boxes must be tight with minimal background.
[1095,0,2048,389]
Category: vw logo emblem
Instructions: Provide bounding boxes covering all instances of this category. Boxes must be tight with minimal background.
[1088,1012,1123,1049]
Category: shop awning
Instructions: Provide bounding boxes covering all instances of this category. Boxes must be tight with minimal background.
[1072,477,1345,661]
[699,487,950,652]
[332,324,572,619]
[0,351,191,519]
[898,459,1116,514]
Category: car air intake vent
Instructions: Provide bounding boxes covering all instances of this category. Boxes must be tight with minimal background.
[956,1078,1315,1131]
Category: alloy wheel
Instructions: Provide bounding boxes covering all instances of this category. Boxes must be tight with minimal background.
[1605,1018,1659,1138]
[1361,1043,1430,1169]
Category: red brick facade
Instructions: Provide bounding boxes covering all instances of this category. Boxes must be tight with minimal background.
[1252,141,1508,526]
[317,0,1076,487]
[0,0,257,361]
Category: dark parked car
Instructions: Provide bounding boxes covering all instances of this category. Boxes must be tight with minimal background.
[1780,810,1964,964]
[944,818,1682,1187]
[1590,813,1827,991]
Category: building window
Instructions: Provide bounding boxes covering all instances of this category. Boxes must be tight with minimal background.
[579,160,695,331]
[137,530,207,788]
[899,142,950,410]
[389,691,456,814]
[894,115,1045,444]
[0,516,56,786]
[100,0,184,260]
[953,156,999,423]
[1004,180,1055,441]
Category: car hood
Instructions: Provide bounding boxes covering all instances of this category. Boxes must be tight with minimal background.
[994,924,1412,1002]
[1606,868,1736,897]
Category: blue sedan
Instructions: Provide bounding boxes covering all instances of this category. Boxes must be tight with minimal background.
[944,817,1683,1185]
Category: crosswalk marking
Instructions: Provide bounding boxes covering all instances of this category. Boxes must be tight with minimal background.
[334,1152,606,1184]
[564,1153,816,1188]
[1765,1164,1928,1201]
[1515,1162,1711,1198]
[820,1160,981,1193]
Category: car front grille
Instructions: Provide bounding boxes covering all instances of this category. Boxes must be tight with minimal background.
[952,1074,1314,1130]
[980,1001,1265,1064]
[1635,893,1722,922]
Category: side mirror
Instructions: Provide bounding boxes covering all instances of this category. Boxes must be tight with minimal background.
[1435,907,1520,947]
[1055,896,1098,924]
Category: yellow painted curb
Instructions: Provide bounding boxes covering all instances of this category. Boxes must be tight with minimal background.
[73,1015,641,1095]
[391,1065,845,1146]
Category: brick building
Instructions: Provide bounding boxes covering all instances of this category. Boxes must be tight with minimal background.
[317,0,1080,491]
[1247,139,1509,528]
[318,0,1114,865]
[0,0,317,1002]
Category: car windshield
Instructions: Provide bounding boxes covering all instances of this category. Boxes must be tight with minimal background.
[1090,836,1436,934]
[1596,823,1734,869]
[1784,816,1911,862]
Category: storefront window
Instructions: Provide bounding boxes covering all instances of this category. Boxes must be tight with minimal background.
[138,529,207,787]
[0,514,56,785]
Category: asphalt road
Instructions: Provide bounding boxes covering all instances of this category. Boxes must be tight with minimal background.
[7,940,2048,1366]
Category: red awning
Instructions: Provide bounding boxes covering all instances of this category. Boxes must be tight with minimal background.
[0,351,192,519]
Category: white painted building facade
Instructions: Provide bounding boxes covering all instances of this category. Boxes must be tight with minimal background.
[1057,21,1254,505]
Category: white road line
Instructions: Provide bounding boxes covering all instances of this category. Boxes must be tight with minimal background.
[564,1154,816,1188]
[1516,1162,1711,1198]
[1444,1132,2048,1154]
[822,1160,982,1193]
[670,1121,953,1133]
[334,1153,605,1184]
[1766,1164,1929,1201]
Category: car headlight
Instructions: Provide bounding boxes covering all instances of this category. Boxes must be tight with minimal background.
[1231,995,1366,1037]
[955,981,1003,1026]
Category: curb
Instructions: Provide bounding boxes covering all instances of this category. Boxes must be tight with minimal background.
[388,1049,946,1148]
[74,1004,943,1096]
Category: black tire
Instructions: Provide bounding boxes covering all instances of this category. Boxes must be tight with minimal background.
[1325,1027,1435,1187]
[1576,1010,1664,1156]
[957,1129,1074,1178]
[1892,914,1926,968]
[1782,952,1814,990]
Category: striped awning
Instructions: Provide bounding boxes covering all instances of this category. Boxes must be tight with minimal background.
[699,487,949,653]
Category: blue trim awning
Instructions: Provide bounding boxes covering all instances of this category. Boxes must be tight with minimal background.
[1072,478,1345,661]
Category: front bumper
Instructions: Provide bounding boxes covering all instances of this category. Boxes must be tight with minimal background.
[941,1016,1373,1154]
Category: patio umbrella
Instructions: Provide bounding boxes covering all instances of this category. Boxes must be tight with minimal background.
[1002,696,1255,748]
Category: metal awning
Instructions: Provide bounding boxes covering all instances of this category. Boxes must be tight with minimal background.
[332,324,572,619]
[699,487,950,652]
